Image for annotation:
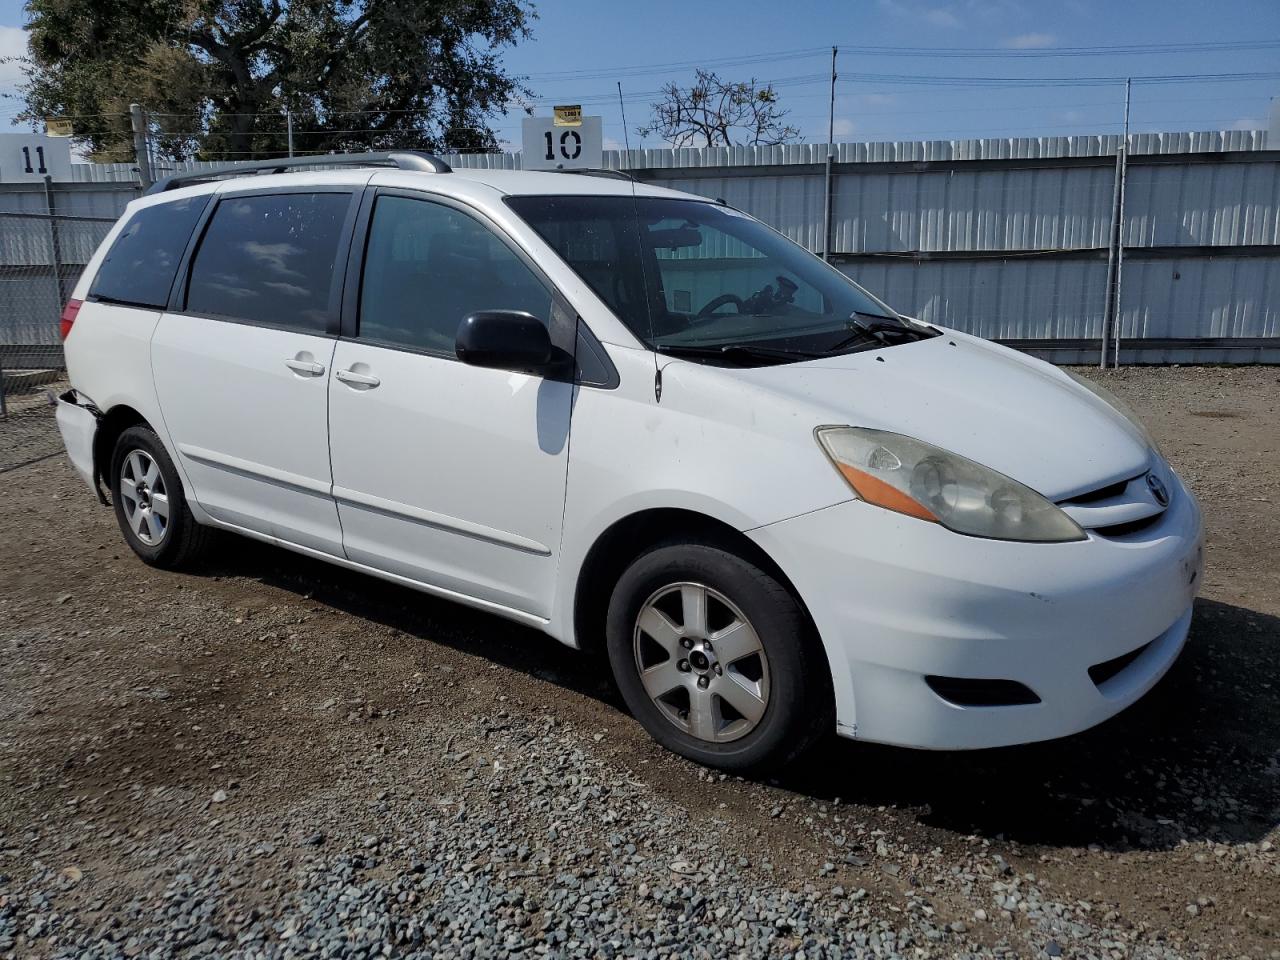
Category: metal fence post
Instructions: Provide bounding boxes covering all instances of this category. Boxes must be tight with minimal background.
[130,103,153,189]
[822,46,837,262]
[1112,79,1132,369]
[43,175,67,309]
[1101,148,1123,368]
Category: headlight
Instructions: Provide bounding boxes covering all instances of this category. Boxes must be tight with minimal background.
[816,427,1085,543]
[1062,370,1161,455]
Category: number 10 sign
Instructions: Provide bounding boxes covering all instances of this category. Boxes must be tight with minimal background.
[521,115,603,171]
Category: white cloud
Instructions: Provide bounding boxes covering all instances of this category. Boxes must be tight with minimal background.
[0,26,29,90]
[832,118,857,137]
[0,26,30,128]
[857,93,897,107]
[923,7,962,27]
[1004,32,1056,48]
[967,0,1024,18]
[877,0,961,28]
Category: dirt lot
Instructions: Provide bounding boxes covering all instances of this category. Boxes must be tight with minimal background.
[1,366,1277,959]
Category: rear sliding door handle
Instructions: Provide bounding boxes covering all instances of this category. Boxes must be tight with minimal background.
[335,368,381,388]
[285,357,325,376]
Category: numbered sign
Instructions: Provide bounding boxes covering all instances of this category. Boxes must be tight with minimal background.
[0,134,73,182]
[521,115,603,171]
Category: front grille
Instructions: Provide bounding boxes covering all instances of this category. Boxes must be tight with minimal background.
[1057,469,1170,534]
[1091,514,1164,538]
[924,676,1041,707]
[1088,641,1152,687]
[1061,476,1135,505]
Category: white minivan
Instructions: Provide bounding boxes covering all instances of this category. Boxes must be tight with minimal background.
[56,152,1203,772]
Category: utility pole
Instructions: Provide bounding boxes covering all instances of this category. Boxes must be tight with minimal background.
[129,103,152,189]
[822,46,837,262]
[1112,77,1132,368]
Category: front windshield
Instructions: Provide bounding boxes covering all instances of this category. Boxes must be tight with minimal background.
[505,195,906,357]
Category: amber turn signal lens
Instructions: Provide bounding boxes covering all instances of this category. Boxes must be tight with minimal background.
[834,461,939,523]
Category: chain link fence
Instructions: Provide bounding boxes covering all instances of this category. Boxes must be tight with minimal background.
[0,210,116,415]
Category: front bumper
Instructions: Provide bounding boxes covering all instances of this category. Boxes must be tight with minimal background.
[748,473,1204,749]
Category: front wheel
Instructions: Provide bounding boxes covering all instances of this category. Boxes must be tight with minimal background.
[605,541,831,773]
[110,425,212,569]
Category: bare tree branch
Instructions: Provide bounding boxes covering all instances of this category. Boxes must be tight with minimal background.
[636,70,800,148]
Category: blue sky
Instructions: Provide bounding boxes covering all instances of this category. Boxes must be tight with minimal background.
[1,0,1278,150]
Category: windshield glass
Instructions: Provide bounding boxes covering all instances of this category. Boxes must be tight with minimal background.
[505,195,904,356]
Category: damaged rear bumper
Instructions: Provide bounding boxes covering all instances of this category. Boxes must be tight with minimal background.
[55,389,101,497]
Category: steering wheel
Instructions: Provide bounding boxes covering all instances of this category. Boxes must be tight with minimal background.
[694,293,745,321]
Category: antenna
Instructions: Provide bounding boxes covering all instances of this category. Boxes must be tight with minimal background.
[617,81,633,163]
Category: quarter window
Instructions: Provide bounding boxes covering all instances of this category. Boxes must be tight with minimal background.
[90,195,208,308]
[185,192,350,332]
[359,195,552,353]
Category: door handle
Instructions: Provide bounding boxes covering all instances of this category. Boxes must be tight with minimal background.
[285,358,325,376]
[335,368,381,388]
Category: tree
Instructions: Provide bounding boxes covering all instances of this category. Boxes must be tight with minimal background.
[637,70,799,148]
[14,0,535,162]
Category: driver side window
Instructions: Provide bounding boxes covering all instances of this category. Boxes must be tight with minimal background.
[647,217,825,318]
[359,195,553,354]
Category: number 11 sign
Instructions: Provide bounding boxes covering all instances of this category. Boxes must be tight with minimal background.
[0,134,73,182]
[521,115,603,171]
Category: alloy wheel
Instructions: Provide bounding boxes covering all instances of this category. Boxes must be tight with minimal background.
[632,582,771,743]
[119,449,169,546]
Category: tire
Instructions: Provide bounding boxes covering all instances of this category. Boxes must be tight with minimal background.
[605,541,832,774]
[110,424,212,569]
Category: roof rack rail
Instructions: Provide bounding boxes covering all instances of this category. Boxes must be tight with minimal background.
[548,167,636,182]
[145,150,452,195]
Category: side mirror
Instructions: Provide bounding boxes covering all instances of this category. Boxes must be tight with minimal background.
[455,310,554,374]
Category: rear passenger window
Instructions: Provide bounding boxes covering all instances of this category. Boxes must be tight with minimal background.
[359,195,552,353]
[185,192,350,332]
[89,195,208,308]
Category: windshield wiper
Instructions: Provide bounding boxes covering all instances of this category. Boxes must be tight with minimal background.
[824,312,936,353]
[655,343,826,365]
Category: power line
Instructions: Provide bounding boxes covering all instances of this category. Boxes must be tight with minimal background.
[146,69,1280,118]
[835,70,1280,88]
[209,112,1266,143]
[522,38,1280,82]
[519,69,1280,108]
[10,64,1275,146]
[124,67,1280,131]
[783,93,1274,120]
[836,39,1280,58]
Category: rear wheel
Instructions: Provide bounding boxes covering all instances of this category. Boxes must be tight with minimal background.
[110,425,212,569]
[606,541,831,773]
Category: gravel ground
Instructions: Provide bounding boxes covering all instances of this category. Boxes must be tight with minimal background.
[0,385,68,474]
[1,366,1277,959]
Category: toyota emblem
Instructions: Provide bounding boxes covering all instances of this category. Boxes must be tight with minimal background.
[1146,472,1170,507]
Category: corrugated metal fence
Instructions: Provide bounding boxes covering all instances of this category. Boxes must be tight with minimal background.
[3,130,1278,365]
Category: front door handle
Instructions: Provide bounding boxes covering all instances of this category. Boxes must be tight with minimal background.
[335,367,381,389]
[285,357,325,376]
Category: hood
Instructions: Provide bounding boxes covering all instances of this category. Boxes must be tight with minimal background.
[726,333,1152,501]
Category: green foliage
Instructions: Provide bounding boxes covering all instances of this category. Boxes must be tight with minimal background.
[15,0,535,161]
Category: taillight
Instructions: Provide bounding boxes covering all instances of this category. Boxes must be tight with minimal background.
[59,299,82,340]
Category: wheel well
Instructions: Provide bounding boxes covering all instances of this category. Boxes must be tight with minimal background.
[572,508,813,658]
[92,404,148,495]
